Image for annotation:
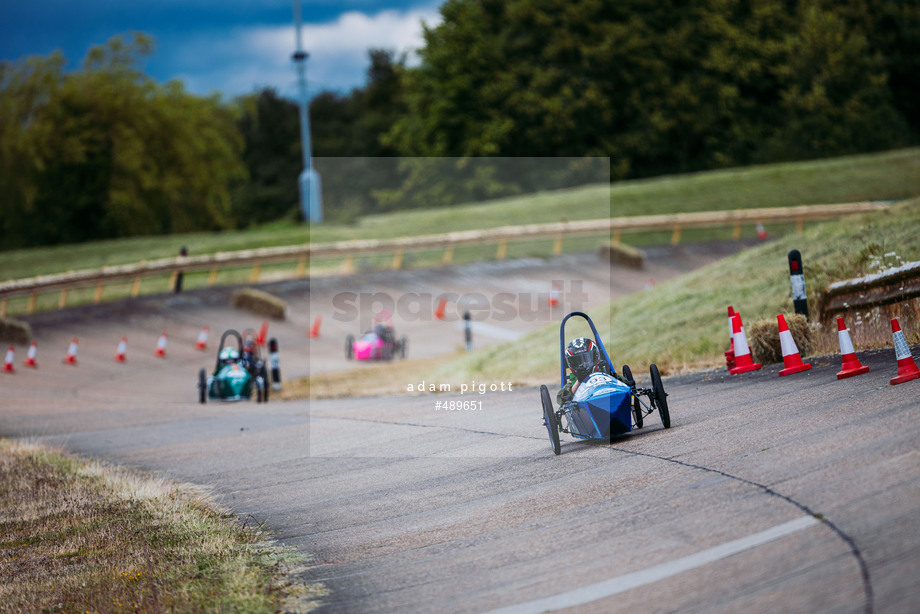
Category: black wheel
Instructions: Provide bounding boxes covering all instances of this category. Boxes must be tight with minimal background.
[623,365,641,428]
[540,385,561,455]
[260,365,270,403]
[650,363,670,428]
[345,335,354,360]
[400,336,408,359]
[198,368,207,404]
[256,379,264,403]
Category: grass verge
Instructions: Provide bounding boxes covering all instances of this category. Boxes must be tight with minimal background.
[417,198,920,388]
[0,438,325,614]
[1,148,918,282]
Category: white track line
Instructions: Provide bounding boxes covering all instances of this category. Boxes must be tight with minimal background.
[487,516,819,614]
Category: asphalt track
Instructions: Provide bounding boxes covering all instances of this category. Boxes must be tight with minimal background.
[3,246,919,613]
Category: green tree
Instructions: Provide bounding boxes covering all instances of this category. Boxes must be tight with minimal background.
[0,33,247,248]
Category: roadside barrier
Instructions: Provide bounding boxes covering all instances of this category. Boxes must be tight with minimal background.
[63,338,78,365]
[4,345,14,373]
[889,318,920,385]
[196,327,209,350]
[114,337,128,363]
[730,314,762,374]
[777,314,812,376]
[24,341,38,368]
[309,316,321,338]
[836,317,869,379]
[154,332,168,358]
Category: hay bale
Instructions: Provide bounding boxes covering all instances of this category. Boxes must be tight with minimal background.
[231,288,287,320]
[599,242,645,269]
[0,316,32,345]
[746,314,814,364]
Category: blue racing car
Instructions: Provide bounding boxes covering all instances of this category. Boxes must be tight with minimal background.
[541,311,670,455]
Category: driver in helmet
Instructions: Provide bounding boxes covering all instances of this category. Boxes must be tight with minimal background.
[219,346,240,369]
[556,337,626,405]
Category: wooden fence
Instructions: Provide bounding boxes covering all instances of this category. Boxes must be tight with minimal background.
[0,201,891,316]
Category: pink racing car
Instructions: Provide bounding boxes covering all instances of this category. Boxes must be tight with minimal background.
[345,311,408,361]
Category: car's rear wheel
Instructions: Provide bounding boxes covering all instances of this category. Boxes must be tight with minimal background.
[198,368,207,404]
[260,365,270,403]
[345,335,354,360]
[400,336,408,359]
[650,363,670,428]
[541,385,561,455]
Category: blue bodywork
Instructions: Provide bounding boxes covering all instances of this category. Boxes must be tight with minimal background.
[557,312,635,441]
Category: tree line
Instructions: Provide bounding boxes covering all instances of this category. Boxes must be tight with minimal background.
[1,0,918,248]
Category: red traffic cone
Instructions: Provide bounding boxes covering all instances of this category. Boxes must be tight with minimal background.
[756,223,767,241]
[777,314,812,376]
[3,345,14,373]
[434,297,447,320]
[836,317,869,379]
[154,332,168,358]
[196,327,209,350]
[63,338,78,365]
[24,341,38,368]
[889,318,920,385]
[309,316,322,338]
[114,336,128,363]
[729,314,762,374]
[725,306,736,371]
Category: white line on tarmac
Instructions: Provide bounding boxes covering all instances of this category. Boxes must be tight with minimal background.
[487,516,819,614]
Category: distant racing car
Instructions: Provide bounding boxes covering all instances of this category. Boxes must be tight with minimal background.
[346,310,407,361]
[198,329,270,403]
[541,311,670,455]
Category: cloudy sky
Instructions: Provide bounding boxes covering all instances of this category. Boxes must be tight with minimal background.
[0,0,443,99]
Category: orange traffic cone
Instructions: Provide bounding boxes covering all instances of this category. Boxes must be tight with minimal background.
[756,223,767,241]
[256,321,269,347]
[434,297,447,320]
[3,345,14,373]
[729,314,762,374]
[889,318,920,385]
[548,284,560,307]
[836,317,869,379]
[777,314,812,376]
[196,327,209,350]
[725,306,736,371]
[24,341,38,368]
[114,336,128,362]
[309,316,322,338]
[63,338,78,365]
[154,332,168,358]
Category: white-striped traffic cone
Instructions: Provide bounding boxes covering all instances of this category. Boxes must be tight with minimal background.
[114,336,128,362]
[63,338,78,365]
[3,345,14,373]
[729,314,762,374]
[196,326,209,350]
[836,317,869,379]
[777,314,811,376]
[889,318,920,385]
[24,341,38,368]
[154,332,168,358]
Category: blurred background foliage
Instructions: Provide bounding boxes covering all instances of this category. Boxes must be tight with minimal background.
[1,0,918,247]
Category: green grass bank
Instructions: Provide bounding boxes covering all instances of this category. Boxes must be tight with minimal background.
[422,198,920,387]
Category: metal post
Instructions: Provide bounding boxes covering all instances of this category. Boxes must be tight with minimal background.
[292,0,323,224]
